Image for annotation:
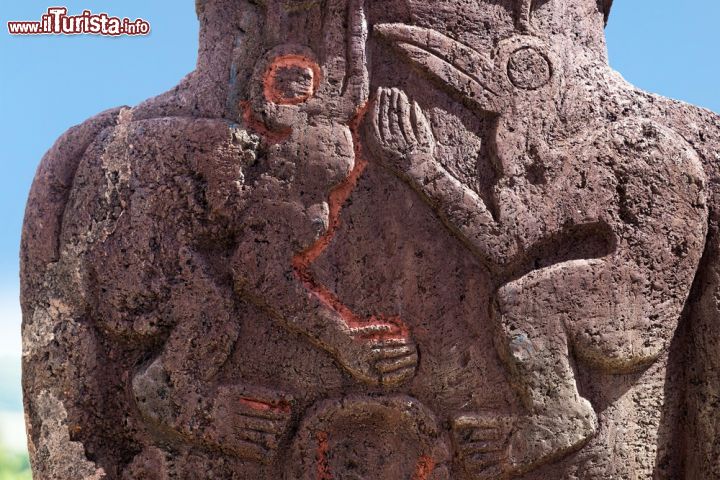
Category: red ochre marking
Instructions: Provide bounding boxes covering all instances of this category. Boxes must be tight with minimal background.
[242,90,410,341]
[292,102,410,342]
[240,101,292,145]
[239,397,291,415]
[412,455,436,480]
[316,431,333,480]
[264,55,322,106]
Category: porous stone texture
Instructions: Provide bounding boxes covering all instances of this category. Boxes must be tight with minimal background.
[20,0,720,478]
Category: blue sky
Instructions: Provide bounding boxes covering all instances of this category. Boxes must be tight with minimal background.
[0,0,719,360]
[0,2,199,357]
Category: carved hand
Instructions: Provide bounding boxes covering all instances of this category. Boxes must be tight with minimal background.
[332,319,419,387]
[366,87,435,175]
[211,385,294,462]
[452,414,513,480]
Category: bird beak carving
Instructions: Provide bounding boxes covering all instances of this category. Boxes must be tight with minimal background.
[373,23,506,115]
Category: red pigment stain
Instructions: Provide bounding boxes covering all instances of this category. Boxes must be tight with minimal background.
[291,102,409,342]
[264,55,322,106]
[240,101,292,144]
[411,455,436,480]
[316,431,333,480]
[243,93,410,342]
[239,397,291,415]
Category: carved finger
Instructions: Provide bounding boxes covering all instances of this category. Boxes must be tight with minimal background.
[225,439,271,461]
[350,324,401,342]
[391,87,401,109]
[461,450,508,469]
[371,87,385,145]
[397,89,416,146]
[388,90,404,147]
[370,344,414,358]
[370,337,411,346]
[351,322,393,335]
[453,414,509,432]
[375,352,419,373]
[237,416,288,435]
[460,427,506,443]
[412,101,434,148]
[459,440,507,455]
[381,366,417,386]
[380,88,392,145]
[236,428,279,450]
[465,450,508,468]
[238,405,293,422]
[465,462,505,480]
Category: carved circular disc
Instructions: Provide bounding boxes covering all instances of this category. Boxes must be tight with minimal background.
[286,396,450,480]
[507,46,552,90]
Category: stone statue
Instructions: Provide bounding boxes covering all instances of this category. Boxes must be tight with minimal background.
[20,0,720,479]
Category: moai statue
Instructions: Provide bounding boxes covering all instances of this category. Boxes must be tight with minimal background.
[20,0,720,479]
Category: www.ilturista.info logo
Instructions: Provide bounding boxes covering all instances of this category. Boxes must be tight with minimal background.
[7,7,150,36]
